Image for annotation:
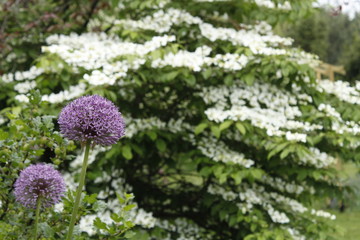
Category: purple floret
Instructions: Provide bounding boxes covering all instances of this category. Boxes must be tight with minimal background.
[14,164,66,209]
[58,95,125,146]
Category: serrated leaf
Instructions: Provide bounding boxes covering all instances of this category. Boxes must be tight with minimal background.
[93,217,107,230]
[111,213,122,222]
[84,193,97,204]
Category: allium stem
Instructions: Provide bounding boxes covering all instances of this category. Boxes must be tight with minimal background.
[66,142,91,240]
[34,197,41,240]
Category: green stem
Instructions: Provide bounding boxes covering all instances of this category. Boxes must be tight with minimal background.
[66,142,91,240]
[34,197,41,240]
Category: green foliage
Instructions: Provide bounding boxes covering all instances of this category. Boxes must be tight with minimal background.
[0,93,135,239]
[1,0,359,239]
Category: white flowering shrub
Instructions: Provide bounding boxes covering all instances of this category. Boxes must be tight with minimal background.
[1,0,358,239]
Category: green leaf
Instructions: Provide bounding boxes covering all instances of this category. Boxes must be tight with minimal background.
[267,142,289,159]
[211,126,221,138]
[94,217,107,230]
[213,165,224,177]
[161,71,179,81]
[185,75,196,86]
[0,130,9,140]
[219,173,227,184]
[250,169,263,179]
[312,171,321,180]
[124,204,137,211]
[220,120,233,131]
[39,223,55,238]
[195,123,208,135]
[243,73,254,85]
[224,75,233,86]
[125,193,134,200]
[202,68,212,79]
[235,122,246,135]
[84,193,97,204]
[199,166,212,176]
[111,213,122,222]
[117,193,125,204]
[146,131,157,141]
[280,147,292,159]
[156,139,167,152]
[231,172,243,185]
[122,145,133,160]
[125,231,136,238]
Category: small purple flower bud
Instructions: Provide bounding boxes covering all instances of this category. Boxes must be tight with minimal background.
[14,164,66,209]
[58,95,125,146]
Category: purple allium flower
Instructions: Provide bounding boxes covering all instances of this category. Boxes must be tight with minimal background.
[14,164,66,209]
[58,95,125,146]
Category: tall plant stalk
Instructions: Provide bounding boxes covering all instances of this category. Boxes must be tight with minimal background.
[34,197,42,240]
[66,142,91,240]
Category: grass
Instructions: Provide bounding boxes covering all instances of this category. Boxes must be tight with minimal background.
[329,162,360,239]
[331,209,360,240]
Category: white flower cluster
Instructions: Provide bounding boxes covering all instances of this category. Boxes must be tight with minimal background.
[125,117,167,138]
[14,81,36,94]
[300,147,336,168]
[152,46,212,71]
[151,45,250,72]
[208,182,334,225]
[1,66,43,83]
[208,184,291,224]
[43,33,175,71]
[156,218,212,240]
[261,175,314,195]
[195,136,255,168]
[317,80,360,105]
[115,8,202,33]
[254,0,291,10]
[266,205,290,224]
[41,83,87,103]
[132,208,157,228]
[286,227,306,240]
[267,191,307,214]
[115,8,293,56]
[0,115,6,126]
[201,81,321,142]
[317,103,360,135]
[318,103,341,120]
[207,184,237,201]
[311,209,336,220]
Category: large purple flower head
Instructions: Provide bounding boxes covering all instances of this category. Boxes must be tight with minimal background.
[14,164,66,209]
[58,95,125,146]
